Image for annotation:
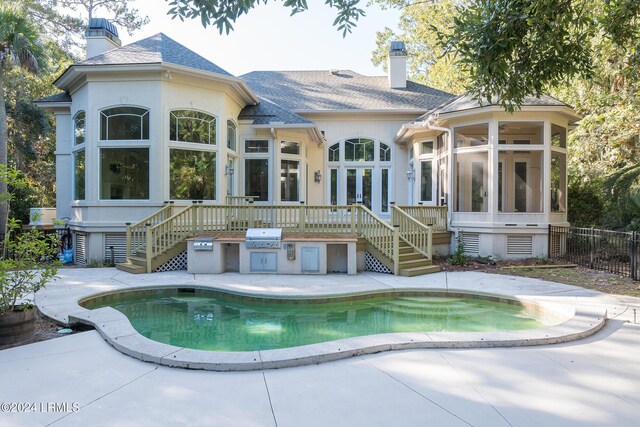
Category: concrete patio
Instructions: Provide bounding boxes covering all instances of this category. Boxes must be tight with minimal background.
[1,268,639,426]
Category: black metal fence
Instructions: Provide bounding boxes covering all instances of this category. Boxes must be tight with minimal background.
[549,225,639,281]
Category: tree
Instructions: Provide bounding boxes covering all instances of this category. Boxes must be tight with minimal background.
[0,7,44,237]
[441,0,640,111]
[166,0,365,36]
[371,0,467,94]
[2,0,149,51]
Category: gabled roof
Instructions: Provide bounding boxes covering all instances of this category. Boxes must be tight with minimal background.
[239,98,313,125]
[241,70,454,112]
[76,33,233,77]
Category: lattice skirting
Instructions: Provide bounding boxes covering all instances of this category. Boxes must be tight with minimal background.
[364,252,392,274]
[154,251,187,272]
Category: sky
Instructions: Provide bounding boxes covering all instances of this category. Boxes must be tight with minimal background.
[115,0,401,77]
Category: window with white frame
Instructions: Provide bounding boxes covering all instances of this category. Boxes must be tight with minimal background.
[74,111,85,145]
[417,140,434,203]
[73,111,86,200]
[281,140,300,202]
[101,107,149,141]
[99,106,150,200]
[170,110,216,144]
[453,124,489,212]
[245,139,270,201]
[227,120,237,151]
[168,109,217,200]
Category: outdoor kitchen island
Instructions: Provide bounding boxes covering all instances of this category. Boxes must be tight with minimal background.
[187,231,359,275]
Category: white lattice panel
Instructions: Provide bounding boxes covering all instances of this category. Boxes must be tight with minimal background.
[365,252,392,274]
[154,251,187,272]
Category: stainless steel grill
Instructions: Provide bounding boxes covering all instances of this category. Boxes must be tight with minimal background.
[245,228,282,249]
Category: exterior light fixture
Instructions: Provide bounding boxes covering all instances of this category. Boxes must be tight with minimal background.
[225,165,234,176]
[406,168,415,181]
[314,170,322,183]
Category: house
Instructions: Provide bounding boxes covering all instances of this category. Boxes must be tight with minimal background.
[36,19,579,274]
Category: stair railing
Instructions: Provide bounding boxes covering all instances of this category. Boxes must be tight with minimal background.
[392,205,433,260]
[125,204,186,258]
[356,205,399,274]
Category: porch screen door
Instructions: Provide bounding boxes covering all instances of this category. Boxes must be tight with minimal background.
[346,168,372,210]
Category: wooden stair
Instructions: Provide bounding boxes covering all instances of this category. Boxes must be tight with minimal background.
[366,240,440,277]
[116,241,187,274]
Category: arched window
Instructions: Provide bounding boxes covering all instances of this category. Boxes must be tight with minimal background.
[345,138,374,162]
[380,142,391,162]
[73,111,85,145]
[100,107,149,140]
[227,120,237,151]
[328,143,340,162]
[170,110,216,144]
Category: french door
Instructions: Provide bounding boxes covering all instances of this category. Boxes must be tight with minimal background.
[346,168,372,210]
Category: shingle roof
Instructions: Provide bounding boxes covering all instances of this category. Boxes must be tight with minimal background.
[241,70,454,112]
[239,98,313,125]
[426,93,568,117]
[35,92,72,103]
[76,33,233,77]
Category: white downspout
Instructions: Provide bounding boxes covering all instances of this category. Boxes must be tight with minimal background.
[422,115,458,249]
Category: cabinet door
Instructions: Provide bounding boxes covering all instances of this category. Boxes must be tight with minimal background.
[301,247,320,272]
[250,252,277,272]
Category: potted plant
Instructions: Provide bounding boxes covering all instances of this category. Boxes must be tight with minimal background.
[0,167,60,345]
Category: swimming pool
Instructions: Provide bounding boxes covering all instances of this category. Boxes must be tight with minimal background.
[81,287,549,351]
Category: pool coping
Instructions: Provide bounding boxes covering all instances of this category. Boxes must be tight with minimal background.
[65,285,607,371]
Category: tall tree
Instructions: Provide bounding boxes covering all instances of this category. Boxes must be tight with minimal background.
[0,7,44,235]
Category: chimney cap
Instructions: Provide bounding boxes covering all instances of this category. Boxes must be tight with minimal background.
[85,18,119,38]
[389,41,407,56]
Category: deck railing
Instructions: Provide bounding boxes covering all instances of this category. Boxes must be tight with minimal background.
[126,203,444,274]
[392,205,432,259]
[396,206,448,232]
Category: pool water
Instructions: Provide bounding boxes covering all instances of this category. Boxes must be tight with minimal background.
[83,289,545,351]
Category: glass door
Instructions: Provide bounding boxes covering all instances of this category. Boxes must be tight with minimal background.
[346,168,372,210]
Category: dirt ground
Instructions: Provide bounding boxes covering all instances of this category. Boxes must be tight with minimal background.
[435,257,640,298]
[0,312,85,351]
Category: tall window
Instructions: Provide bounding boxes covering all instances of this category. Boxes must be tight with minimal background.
[245,140,270,201]
[100,107,149,140]
[281,141,301,202]
[73,111,86,200]
[227,120,237,151]
[420,161,433,202]
[74,111,85,145]
[168,110,217,200]
[454,124,489,212]
[170,110,216,144]
[497,122,544,213]
[74,150,85,200]
[99,106,150,200]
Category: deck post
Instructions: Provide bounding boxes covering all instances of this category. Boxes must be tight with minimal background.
[125,222,131,258]
[191,202,198,234]
[356,205,362,236]
[299,201,306,233]
[248,201,255,228]
[350,206,356,234]
[427,225,433,260]
[145,223,152,273]
[393,224,400,275]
